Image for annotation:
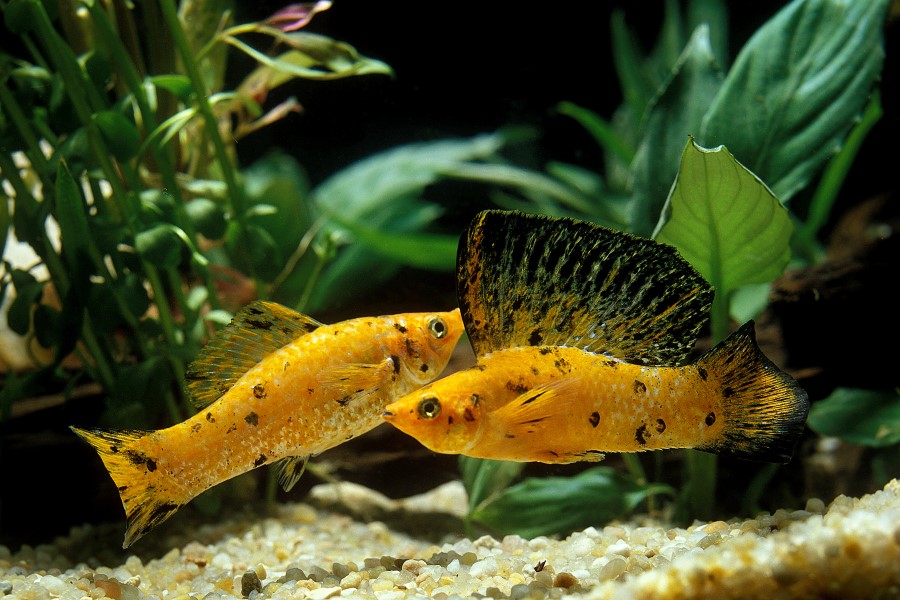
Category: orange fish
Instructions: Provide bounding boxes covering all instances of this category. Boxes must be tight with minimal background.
[383,210,809,464]
[72,301,463,547]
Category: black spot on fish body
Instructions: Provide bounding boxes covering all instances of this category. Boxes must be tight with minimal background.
[531,367,539,376]
[538,347,553,355]
[420,363,429,373]
[146,458,157,472]
[505,433,515,438]
[391,355,401,375]
[705,412,716,426]
[548,450,559,457]
[254,454,267,467]
[603,360,619,369]
[253,384,266,399]
[589,411,600,427]
[394,323,407,334]
[226,424,237,434]
[635,424,648,445]
[337,396,351,407]
[474,364,488,372]
[528,329,543,346]
[521,417,549,425]
[448,416,454,425]
[656,418,666,433]
[307,388,314,395]
[245,412,259,426]
[191,423,201,433]
[463,407,477,422]
[506,380,529,394]
[246,318,273,330]
[405,338,419,359]
[723,386,735,398]
[633,380,647,395]
[697,366,708,381]
[206,412,215,422]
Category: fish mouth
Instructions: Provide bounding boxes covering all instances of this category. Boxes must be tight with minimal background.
[382,410,394,419]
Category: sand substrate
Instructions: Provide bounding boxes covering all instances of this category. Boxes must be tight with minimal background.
[2,478,899,599]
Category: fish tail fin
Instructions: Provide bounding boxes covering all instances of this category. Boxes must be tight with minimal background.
[695,321,809,463]
[70,426,183,548]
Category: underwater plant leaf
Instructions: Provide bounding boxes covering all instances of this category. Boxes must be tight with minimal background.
[135,224,183,270]
[808,388,900,448]
[556,102,635,165]
[470,467,673,539]
[229,31,392,93]
[459,456,525,515]
[331,217,457,271]
[186,198,227,240]
[147,74,193,102]
[699,0,890,203]
[54,161,91,268]
[92,110,141,161]
[654,140,793,297]
[628,24,723,237]
[687,0,729,70]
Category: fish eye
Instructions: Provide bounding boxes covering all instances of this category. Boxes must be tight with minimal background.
[417,396,441,419]
[428,316,447,339]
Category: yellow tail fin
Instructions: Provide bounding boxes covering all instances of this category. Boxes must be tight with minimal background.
[70,427,183,548]
[695,321,809,463]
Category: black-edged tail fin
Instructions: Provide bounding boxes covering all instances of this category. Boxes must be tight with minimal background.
[70,426,183,548]
[695,321,809,463]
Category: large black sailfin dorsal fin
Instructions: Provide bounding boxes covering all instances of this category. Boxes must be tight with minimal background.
[457,210,714,365]
[184,300,323,408]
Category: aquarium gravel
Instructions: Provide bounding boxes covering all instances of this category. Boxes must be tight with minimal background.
[3,479,899,599]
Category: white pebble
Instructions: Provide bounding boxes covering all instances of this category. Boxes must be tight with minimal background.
[469,556,499,577]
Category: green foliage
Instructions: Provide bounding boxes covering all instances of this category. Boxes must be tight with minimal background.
[0,0,401,428]
[458,0,890,534]
[808,389,900,448]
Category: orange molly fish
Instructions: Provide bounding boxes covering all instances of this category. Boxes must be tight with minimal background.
[383,210,809,464]
[72,301,463,547]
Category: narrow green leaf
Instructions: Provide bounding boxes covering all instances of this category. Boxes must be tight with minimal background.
[628,24,724,237]
[655,140,793,297]
[147,74,194,101]
[54,160,91,266]
[556,102,635,164]
[699,0,890,202]
[808,388,900,447]
[459,457,525,514]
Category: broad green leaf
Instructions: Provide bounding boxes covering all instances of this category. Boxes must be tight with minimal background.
[459,456,525,514]
[148,74,193,102]
[135,223,183,269]
[687,0,729,70]
[186,198,227,240]
[7,270,43,335]
[699,0,890,202]
[470,467,673,539]
[332,217,458,271]
[313,133,506,219]
[655,140,793,298]
[808,388,900,447]
[92,110,141,161]
[629,25,724,237]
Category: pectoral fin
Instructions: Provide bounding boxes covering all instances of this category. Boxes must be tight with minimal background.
[492,377,582,433]
[322,357,396,407]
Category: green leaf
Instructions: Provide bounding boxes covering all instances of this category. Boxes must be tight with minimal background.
[808,388,900,447]
[148,74,194,102]
[555,102,635,165]
[628,24,724,237]
[655,140,793,298]
[470,467,673,539]
[92,110,141,161]
[332,218,457,271]
[459,457,525,514]
[186,198,227,240]
[54,161,91,265]
[135,223,183,269]
[7,270,43,335]
[699,0,890,202]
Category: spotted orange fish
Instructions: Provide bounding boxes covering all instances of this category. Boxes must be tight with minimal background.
[383,210,809,464]
[72,301,463,547]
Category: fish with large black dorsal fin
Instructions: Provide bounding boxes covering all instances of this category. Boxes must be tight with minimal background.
[383,210,808,465]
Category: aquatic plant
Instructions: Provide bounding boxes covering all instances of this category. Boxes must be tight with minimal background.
[459,0,893,535]
[0,0,392,427]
